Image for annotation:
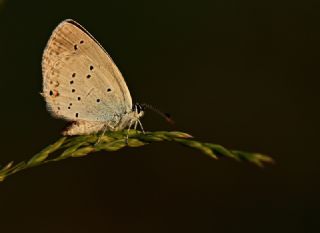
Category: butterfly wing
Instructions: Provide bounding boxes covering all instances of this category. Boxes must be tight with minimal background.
[42,19,132,122]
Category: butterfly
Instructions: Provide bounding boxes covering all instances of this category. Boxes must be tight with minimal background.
[42,19,145,136]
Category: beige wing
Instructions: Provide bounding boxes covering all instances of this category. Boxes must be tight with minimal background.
[42,19,132,122]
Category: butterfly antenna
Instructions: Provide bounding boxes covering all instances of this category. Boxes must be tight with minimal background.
[140,103,175,125]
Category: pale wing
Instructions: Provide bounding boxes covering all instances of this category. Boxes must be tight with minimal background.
[42,19,132,122]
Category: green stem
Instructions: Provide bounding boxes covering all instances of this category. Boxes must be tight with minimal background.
[0,130,274,182]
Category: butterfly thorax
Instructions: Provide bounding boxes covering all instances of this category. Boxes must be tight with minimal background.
[116,108,144,131]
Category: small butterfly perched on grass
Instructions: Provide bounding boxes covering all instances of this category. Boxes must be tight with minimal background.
[42,19,171,136]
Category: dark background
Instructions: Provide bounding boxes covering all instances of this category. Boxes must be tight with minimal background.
[0,0,319,232]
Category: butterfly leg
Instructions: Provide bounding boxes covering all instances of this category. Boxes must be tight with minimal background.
[126,119,134,144]
[95,124,108,145]
[95,123,115,145]
[137,119,145,134]
[134,121,138,131]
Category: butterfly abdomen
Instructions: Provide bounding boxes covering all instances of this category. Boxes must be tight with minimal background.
[63,121,106,136]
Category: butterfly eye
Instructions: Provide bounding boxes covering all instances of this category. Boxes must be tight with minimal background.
[135,104,143,113]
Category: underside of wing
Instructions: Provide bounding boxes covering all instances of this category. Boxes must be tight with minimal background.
[42,19,132,122]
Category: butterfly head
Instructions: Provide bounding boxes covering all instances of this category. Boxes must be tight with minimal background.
[133,103,145,118]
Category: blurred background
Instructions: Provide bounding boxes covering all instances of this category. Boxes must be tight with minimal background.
[0,0,319,232]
